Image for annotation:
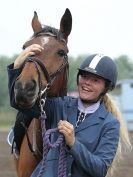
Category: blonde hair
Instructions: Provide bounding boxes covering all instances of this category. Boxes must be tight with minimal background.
[103,94,132,176]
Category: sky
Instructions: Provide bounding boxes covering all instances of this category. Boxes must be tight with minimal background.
[1,0,133,59]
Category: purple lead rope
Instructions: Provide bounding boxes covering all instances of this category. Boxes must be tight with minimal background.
[37,111,67,177]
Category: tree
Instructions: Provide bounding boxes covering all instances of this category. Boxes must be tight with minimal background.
[115,55,133,80]
[68,55,86,91]
[0,56,15,108]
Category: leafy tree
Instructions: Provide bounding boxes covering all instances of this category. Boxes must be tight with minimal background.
[115,55,133,80]
[68,55,86,91]
[0,56,15,108]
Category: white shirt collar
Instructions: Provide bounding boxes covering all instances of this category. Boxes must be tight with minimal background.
[78,98,100,114]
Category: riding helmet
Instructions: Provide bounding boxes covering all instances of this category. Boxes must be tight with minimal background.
[77,54,118,91]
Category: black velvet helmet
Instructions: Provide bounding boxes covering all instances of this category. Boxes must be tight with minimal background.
[78,54,118,91]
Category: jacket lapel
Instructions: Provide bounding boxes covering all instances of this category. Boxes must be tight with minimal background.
[75,103,108,133]
[66,99,108,133]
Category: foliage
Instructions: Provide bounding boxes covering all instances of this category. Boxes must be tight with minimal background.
[68,55,86,91]
[115,55,133,80]
[0,56,17,107]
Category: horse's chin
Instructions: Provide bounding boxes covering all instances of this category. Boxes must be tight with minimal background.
[15,93,38,109]
[15,97,37,109]
[18,101,35,109]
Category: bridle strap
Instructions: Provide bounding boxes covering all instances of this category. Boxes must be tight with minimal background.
[50,58,68,83]
[24,56,68,98]
[26,57,51,84]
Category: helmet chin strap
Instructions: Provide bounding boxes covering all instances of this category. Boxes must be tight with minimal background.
[81,95,102,104]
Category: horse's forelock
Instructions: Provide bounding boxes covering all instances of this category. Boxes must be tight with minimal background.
[33,26,64,41]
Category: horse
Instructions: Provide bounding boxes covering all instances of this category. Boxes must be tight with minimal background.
[11,9,72,177]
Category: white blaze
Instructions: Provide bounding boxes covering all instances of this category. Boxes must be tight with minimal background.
[41,36,50,45]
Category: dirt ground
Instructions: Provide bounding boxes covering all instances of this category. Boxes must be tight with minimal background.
[0,131,17,177]
[0,131,133,177]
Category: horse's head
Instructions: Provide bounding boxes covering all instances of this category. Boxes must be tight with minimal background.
[14,9,72,108]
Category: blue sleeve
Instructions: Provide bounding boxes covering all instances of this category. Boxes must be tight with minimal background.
[68,120,120,177]
[7,63,40,117]
[7,63,21,109]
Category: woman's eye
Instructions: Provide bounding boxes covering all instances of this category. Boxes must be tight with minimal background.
[82,74,87,78]
[94,78,100,83]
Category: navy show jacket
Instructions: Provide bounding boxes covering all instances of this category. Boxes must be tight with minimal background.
[7,64,120,177]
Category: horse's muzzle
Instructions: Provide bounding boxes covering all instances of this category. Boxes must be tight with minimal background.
[14,80,39,108]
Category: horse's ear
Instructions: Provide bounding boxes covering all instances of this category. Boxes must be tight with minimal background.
[59,8,72,40]
[32,11,42,33]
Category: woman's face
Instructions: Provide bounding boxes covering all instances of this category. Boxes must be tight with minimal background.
[78,72,106,103]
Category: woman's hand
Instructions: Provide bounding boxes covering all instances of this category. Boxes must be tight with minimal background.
[58,120,75,148]
[14,44,44,69]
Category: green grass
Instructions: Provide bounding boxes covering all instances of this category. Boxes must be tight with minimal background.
[0,110,17,130]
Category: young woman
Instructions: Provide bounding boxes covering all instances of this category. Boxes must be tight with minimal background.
[7,45,131,177]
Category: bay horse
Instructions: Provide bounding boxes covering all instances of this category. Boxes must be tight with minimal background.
[12,9,72,177]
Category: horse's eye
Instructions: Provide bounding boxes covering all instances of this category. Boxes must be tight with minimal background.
[23,45,26,49]
[58,50,67,59]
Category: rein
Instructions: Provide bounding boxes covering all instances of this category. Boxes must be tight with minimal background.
[37,101,67,177]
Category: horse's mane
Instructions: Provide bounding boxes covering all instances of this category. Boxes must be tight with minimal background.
[33,25,64,41]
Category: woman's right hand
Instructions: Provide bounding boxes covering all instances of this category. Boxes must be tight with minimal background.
[14,44,44,69]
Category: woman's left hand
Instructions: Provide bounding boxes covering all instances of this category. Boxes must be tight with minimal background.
[58,120,75,148]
